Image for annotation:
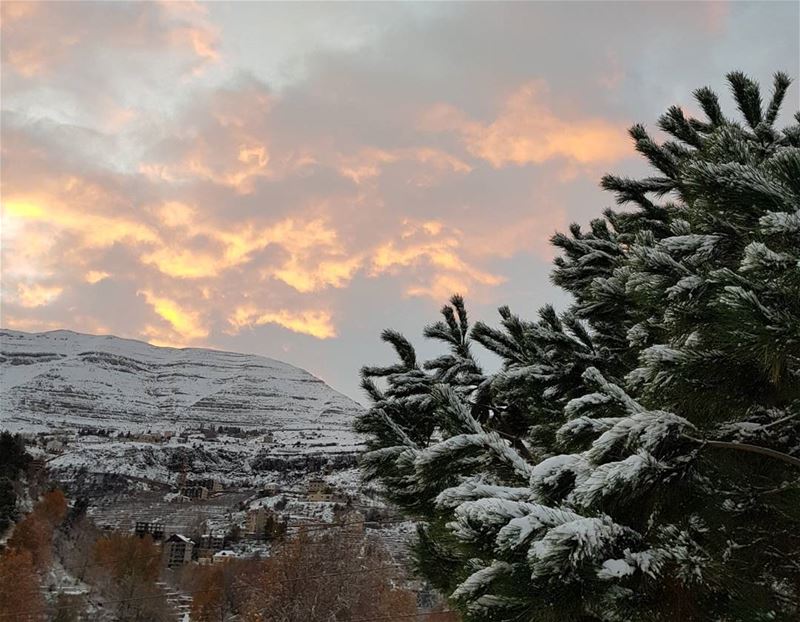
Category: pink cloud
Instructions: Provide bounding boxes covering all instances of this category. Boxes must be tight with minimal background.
[423,81,632,167]
[1,1,220,80]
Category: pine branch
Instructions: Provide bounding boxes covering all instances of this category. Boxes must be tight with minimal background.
[691,438,800,468]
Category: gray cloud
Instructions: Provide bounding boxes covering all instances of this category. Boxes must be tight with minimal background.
[2,1,797,401]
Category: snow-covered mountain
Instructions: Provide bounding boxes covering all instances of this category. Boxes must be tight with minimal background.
[0,331,405,562]
[0,329,361,433]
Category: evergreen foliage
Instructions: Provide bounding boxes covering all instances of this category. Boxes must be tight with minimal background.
[356,72,800,621]
[0,431,31,534]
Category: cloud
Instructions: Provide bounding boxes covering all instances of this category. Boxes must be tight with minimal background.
[139,289,209,342]
[338,147,471,185]
[228,306,336,339]
[85,271,110,284]
[139,80,273,193]
[139,206,360,292]
[3,193,158,249]
[16,282,63,308]
[2,0,796,403]
[423,81,632,167]
[0,1,220,80]
[370,220,505,298]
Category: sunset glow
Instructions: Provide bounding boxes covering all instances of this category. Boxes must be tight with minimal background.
[2,1,797,399]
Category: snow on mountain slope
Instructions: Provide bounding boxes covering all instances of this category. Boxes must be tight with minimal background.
[0,329,362,433]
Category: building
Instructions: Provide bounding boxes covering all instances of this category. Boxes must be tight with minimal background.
[306,478,334,502]
[212,550,237,564]
[180,485,209,501]
[196,533,225,560]
[261,482,280,496]
[133,433,162,443]
[45,439,65,453]
[165,534,194,567]
[246,507,267,538]
[175,471,188,488]
[197,478,223,493]
[134,520,165,541]
[246,506,283,540]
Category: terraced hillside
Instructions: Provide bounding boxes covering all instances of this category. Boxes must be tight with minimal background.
[0,329,361,432]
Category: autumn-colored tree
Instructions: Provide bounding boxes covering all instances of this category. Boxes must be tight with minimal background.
[183,557,262,621]
[92,532,162,584]
[242,527,418,622]
[5,488,69,571]
[0,549,45,621]
[6,512,52,570]
[423,605,461,622]
[37,489,67,527]
[189,564,226,622]
[91,533,170,622]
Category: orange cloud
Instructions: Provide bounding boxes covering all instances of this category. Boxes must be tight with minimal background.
[406,274,476,301]
[139,88,273,194]
[273,255,363,293]
[423,82,631,167]
[135,204,365,295]
[0,2,78,78]
[338,147,471,185]
[2,187,158,293]
[139,247,224,280]
[140,139,271,194]
[139,290,208,341]
[3,190,158,249]
[228,306,336,339]
[85,271,110,284]
[173,26,220,64]
[16,282,63,307]
[1,2,220,79]
[370,220,504,298]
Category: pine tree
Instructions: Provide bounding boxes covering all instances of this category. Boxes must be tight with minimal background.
[356,72,800,621]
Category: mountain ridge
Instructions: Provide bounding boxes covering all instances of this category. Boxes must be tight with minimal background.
[0,328,363,434]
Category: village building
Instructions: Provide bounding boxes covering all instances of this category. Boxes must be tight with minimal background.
[176,471,188,488]
[180,485,209,501]
[306,478,334,502]
[196,533,225,559]
[247,506,282,540]
[197,478,224,493]
[134,520,165,541]
[165,534,194,567]
[262,482,280,496]
[246,507,267,538]
[45,439,65,453]
[133,433,162,443]
[212,550,237,563]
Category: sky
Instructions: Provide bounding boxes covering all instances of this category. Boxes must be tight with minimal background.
[2,1,798,403]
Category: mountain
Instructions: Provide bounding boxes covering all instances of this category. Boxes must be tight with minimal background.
[0,329,365,486]
[1,329,361,433]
